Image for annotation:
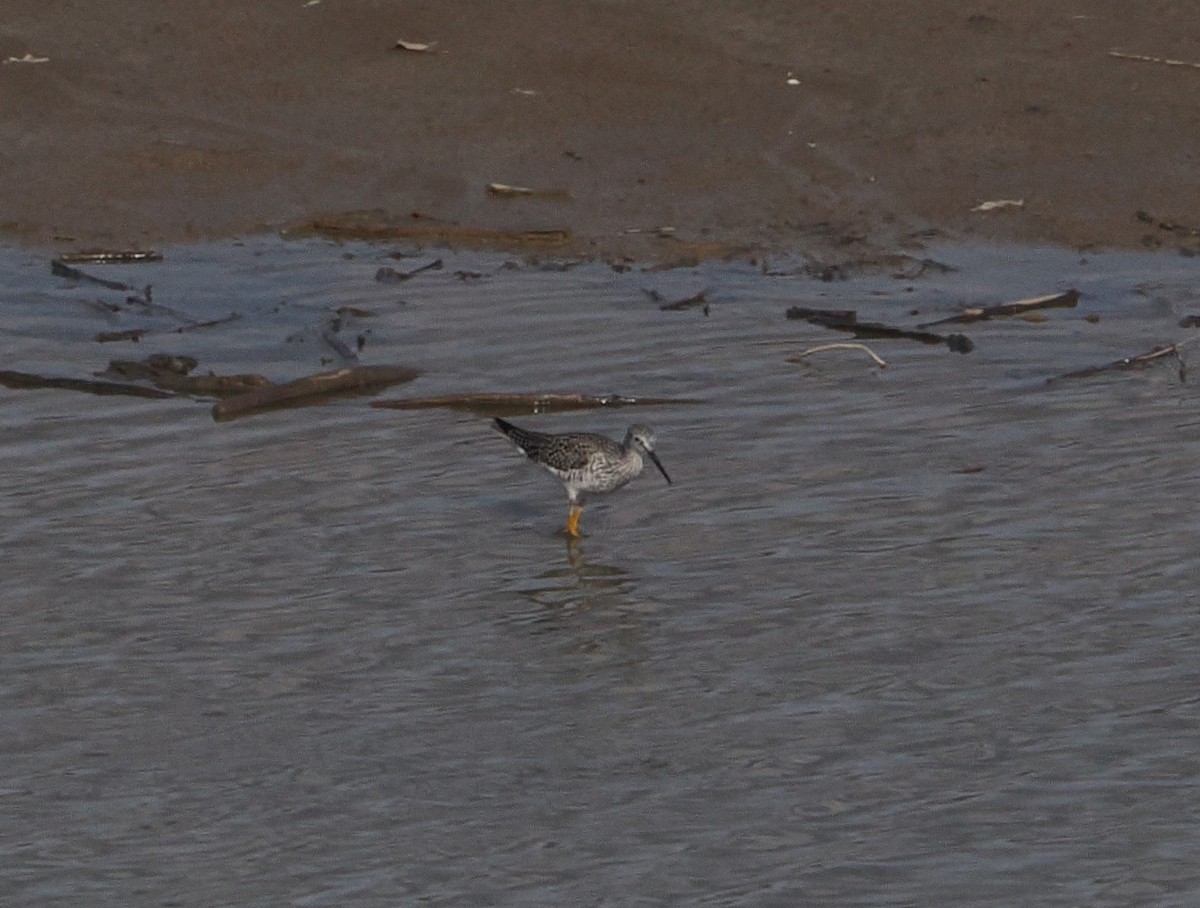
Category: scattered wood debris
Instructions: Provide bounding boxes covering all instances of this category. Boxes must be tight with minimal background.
[213,365,421,421]
[918,290,1079,328]
[1136,210,1200,238]
[371,392,704,417]
[786,306,974,353]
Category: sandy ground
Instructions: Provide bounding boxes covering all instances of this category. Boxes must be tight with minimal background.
[2,1,1198,260]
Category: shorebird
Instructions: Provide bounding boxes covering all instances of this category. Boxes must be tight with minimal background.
[493,417,672,537]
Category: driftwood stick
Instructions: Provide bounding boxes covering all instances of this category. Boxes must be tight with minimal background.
[918,289,1079,328]
[58,250,162,264]
[788,342,888,368]
[1051,336,1200,383]
[1109,50,1200,71]
[649,289,708,311]
[174,313,241,334]
[283,215,571,249]
[786,305,974,353]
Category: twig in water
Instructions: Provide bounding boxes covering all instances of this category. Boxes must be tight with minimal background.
[788,342,888,368]
[1109,50,1200,71]
[371,391,704,417]
[918,289,1079,328]
[173,312,241,334]
[1050,335,1200,383]
[58,250,162,264]
[786,305,973,353]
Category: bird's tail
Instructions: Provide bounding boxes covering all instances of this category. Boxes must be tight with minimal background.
[493,417,546,459]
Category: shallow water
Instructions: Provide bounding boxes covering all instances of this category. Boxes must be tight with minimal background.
[3,238,1200,906]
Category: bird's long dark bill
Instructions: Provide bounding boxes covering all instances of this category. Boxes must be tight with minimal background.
[648,450,672,484]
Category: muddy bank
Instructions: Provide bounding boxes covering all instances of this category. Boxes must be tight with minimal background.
[2,1,1198,259]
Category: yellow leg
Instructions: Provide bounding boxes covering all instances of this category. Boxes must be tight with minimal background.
[565,504,583,538]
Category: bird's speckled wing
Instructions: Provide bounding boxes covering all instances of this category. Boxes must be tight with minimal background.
[494,418,619,473]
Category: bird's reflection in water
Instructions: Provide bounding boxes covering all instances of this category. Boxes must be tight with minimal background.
[507,539,639,636]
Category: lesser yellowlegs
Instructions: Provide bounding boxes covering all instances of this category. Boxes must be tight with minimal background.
[493,417,672,537]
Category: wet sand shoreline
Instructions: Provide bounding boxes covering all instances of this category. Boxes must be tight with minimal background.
[3,1,1198,260]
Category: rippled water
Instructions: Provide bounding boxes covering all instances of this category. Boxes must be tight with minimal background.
[3,238,1200,905]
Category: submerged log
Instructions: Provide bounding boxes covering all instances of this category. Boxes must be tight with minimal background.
[0,370,175,399]
[50,259,132,292]
[102,355,271,397]
[168,373,271,396]
[282,212,571,249]
[95,329,150,343]
[374,259,443,283]
[657,290,709,312]
[212,364,421,421]
[371,392,704,417]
